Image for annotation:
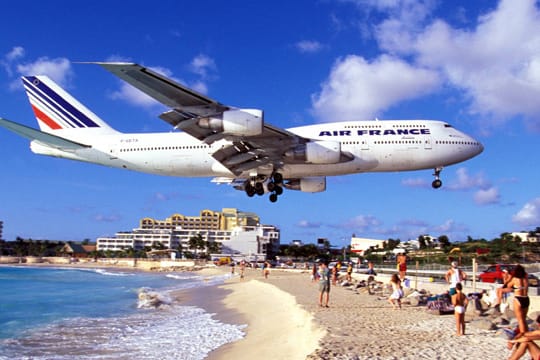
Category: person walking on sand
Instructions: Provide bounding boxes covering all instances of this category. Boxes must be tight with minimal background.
[396,252,407,281]
[318,261,331,307]
[388,274,403,310]
[263,261,271,279]
[451,282,468,336]
[445,261,466,296]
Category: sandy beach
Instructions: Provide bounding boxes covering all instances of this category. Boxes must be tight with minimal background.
[5,259,535,359]
[206,267,525,360]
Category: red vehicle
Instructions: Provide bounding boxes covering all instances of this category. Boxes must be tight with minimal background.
[478,264,515,283]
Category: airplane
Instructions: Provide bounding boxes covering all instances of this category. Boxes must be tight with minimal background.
[0,62,484,202]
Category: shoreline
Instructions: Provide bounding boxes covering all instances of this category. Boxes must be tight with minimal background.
[7,260,540,359]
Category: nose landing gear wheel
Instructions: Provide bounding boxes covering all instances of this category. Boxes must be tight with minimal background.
[432,179,442,189]
[269,193,278,202]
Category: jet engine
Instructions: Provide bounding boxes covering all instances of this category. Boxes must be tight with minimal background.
[285,141,342,164]
[284,176,326,193]
[198,109,263,136]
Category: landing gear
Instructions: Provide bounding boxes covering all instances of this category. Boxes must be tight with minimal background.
[243,172,285,202]
[267,172,283,202]
[432,167,443,189]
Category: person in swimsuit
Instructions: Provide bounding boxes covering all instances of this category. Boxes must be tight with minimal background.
[507,316,540,360]
[388,274,403,310]
[396,253,407,281]
[451,282,469,336]
[494,268,513,310]
[509,264,529,334]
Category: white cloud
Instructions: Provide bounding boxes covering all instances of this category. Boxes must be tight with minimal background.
[473,187,500,205]
[189,54,216,79]
[446,167,490,191]
[5,46,25,62]
[295,40,324,53]
[16,57,72,87]
[110,82,161,108]
[319,0,540,129]
[311,54,440,121]
[340,214,381,230]
[297,220,322,228]
[512,197,540,226]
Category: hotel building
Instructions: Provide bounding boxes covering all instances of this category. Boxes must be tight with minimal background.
[96,208,280,259]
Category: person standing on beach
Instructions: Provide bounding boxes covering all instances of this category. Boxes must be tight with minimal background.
[396,252,407,281]
[451,282,468,336]
[346,262,353,282]
[263,261,271,279]
[508,264,529,334]
[318,261,331,307]
[445,261,466,295]
[388,274,403,310]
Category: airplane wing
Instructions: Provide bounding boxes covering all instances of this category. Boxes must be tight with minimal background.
[0,117,90,150]
[96,62,352,176]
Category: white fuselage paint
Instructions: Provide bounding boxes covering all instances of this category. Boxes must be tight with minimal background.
[30,120,483,179]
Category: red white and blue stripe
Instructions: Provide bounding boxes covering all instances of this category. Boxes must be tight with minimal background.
[22,76,100,130]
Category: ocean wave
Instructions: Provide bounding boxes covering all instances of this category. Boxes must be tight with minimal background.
[94,268,133,277]
[0,305,246,360]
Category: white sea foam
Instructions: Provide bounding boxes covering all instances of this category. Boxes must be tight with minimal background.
[0,305,246,360]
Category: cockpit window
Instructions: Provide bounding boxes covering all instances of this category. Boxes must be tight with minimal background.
[444,124,453,128]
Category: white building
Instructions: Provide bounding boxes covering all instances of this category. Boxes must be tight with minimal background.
[350,237,385,254]
[511,232,539,243]
[97,225,280,259]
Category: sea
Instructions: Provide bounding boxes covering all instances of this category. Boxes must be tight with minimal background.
[0,265,245,360]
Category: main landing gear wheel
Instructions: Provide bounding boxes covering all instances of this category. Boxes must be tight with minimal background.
[432,167,443,189]
[267,172,284,202]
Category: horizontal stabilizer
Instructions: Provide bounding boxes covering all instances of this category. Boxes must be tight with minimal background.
[0,117,90,150]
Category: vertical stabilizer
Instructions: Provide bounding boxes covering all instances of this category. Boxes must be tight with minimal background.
[21,76,119,139]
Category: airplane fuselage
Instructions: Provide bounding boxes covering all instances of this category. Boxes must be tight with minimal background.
[30,119,483,179]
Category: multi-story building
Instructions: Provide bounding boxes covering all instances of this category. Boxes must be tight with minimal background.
[97,209,279,259]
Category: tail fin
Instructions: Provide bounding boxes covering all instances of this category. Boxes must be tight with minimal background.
[21,76,119,139]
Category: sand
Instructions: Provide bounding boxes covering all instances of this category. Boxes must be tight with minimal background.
[208,267,518,360]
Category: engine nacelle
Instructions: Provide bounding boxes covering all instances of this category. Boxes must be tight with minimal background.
[286,141,342,164]
[198,109,263,136]
[284,177,326,193]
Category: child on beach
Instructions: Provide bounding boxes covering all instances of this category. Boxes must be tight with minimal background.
[388,274,403,310]
[451,282,468,336]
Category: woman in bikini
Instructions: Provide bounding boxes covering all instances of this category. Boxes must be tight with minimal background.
[509,264,529,334]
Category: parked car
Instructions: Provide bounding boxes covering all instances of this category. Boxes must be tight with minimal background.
[478,264,515,283]
[478,264,539,287]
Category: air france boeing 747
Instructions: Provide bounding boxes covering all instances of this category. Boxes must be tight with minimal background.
[0,62,483,202]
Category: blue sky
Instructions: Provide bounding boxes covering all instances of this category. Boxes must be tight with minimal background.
[0,0,539,247]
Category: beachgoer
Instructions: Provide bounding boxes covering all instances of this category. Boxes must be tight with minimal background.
[509,264,529,334]
[239,260,245,280]
[388,274,403,310]
[396,253,407,281]
[366,261,377,275]
[494,268,513,310]
[346,263,353,282]
[230,261,235,275]
[507,315,540,359]
[331,265,338,285]
[311,263,319,282]
[451,282,469,336]
[318,261,331,307]
[445,261,466,295]
[263,261,271,279]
